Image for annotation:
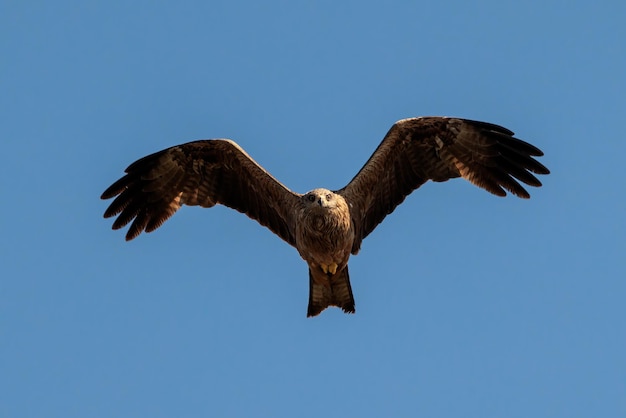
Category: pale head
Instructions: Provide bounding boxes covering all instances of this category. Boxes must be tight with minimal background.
[302,188,342,210]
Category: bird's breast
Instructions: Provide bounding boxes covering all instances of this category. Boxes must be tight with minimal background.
[295,208,354,266]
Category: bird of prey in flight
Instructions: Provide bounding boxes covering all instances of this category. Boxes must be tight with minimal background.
[101,117,549,317]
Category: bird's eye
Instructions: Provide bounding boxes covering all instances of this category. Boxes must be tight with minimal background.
[326,193,332,200]
[307,195,316,202]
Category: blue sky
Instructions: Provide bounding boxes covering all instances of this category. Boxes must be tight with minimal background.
[2,1,625,417]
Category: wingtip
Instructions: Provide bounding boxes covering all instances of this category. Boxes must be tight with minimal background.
[100,188,116,200]
[124,229,141,241]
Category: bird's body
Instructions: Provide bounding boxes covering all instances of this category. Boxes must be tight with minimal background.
[296,189,353,274]
[295,189,356,316]
[101,117,550,316]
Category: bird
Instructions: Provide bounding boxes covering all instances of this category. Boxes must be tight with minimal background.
[101,116,549,317]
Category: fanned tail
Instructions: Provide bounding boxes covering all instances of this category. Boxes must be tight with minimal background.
[307,266,355,317]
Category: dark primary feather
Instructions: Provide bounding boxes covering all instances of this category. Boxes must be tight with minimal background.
[101,139,300,243]
[336,117,549,253]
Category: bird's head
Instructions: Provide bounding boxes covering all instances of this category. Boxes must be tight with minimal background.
[302,188,340,210]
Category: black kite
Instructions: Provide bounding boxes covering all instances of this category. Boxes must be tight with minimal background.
[101,117,550,316]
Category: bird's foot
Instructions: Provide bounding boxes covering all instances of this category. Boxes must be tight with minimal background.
[320,262,338,275]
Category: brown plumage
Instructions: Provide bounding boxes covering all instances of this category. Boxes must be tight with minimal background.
[101,117,550,317]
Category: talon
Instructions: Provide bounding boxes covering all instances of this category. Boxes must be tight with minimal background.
[328,263,338,275]
[320,263,329,274]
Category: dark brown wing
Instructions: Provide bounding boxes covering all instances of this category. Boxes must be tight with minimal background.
[101,139,301,244]
[336,117,550,253]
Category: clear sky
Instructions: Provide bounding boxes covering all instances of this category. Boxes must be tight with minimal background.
[2,1,625,417]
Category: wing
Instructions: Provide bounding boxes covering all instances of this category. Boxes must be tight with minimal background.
[101,139,301,244]
[336,117,550,253]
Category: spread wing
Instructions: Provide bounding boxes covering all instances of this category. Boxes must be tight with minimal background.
[336,117,550,253]
[101,139,301,244]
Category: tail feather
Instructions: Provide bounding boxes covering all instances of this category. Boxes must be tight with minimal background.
[307,266,355,317]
